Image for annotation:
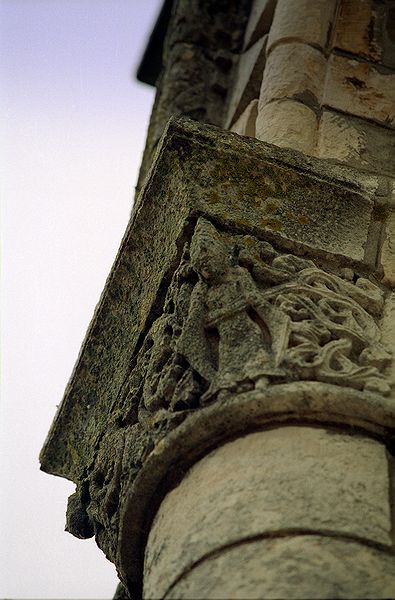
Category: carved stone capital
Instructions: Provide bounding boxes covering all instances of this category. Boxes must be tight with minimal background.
[40,118,394,597]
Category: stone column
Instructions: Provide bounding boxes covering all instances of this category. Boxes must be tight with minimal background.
[144,428,394,599]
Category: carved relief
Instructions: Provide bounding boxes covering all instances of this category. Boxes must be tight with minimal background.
[121,217,391,433]
[74,216,392,571]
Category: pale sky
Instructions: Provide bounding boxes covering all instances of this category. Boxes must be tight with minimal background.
[0,1,161,597]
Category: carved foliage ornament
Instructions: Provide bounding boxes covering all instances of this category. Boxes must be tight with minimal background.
[124,217,391,433]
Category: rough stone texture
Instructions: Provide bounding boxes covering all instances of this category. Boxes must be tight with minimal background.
[40,1,395,596]
[40,119,385,481]
[243,0,277,50]
[143,427,391,599]
[380,292,395,392]
[225,35,266,128]
[323,54,395,128]
[317,109,395,176]
[259,43,326,108]
[135,0,250,195]
[317,109,366,164]
[163,536,395,599]
[113,581,130,599]
[230,99,258,136]
[118,380,395,593]
[256,98,318,154]
[267,0,337,53]
[333,0,395,69]
[380,207,395,287]
[39,119,394,597]
[113,216,391,453]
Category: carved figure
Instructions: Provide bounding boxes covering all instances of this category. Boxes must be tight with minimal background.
[126,217,391,428]
[179,219,289,397]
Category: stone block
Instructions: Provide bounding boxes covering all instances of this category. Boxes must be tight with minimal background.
[267,0,337,53]
[230,99,258,137]
[259,42,326,108]
[225,36,266,128]
[144,427,391,599]
[256,98,318,154]
[317,109,395,175]
[333,0,395,69]
[243,0,277,50]
[163,536,395,599]
[317,109,366,164]
[324,54,395,127]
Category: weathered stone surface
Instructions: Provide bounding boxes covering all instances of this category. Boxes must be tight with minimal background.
[267,0,337,53]
[333,0,395,69]
[41,2,395,595]
[40,118,383,482]
[135,0,250,195]
[150,218,390,402]
[101,212,391,506]
[113,581,129,599]
[323,54,395,127]
[381,208,395,287]
[256,98,318,154]
[225,35,266,128]
[259,42,326,108]
[145,42,230,151]
[380,292,395,393]
[317,109,395,175]
[163,536,395,599]
[243,0,277,50]
[317,109,366,164]
[119,380,395,592]
[144,427,391,599]
[39,119,394,596]
[230,99,258,136]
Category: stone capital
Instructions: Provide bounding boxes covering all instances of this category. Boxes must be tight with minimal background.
[40,118,394,596]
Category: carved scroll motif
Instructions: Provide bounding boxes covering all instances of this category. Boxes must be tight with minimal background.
[125,217,391,428]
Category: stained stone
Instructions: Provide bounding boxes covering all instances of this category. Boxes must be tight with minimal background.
[163,536,395,599]
[317,109,395,176]
[324,54,395,127]
[259,43,327,108]
[267,0,337,53]
[39,119,394,597]
[333,0,395,69]
[40,118,382,482]
[39,1,395,597]
[143,427,391,598]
